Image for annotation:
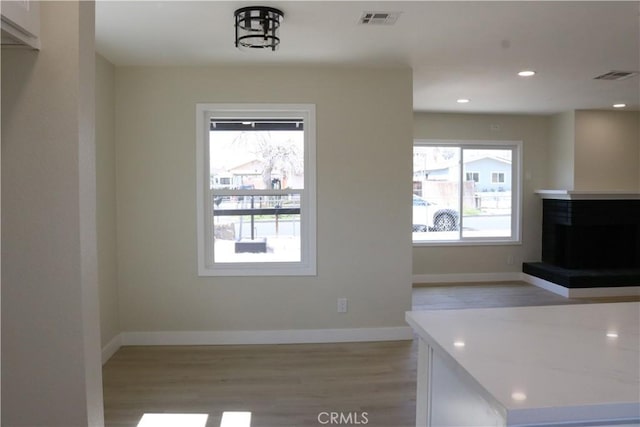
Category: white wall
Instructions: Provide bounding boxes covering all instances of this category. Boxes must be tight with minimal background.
[574,110,640,191]
[1,2,104,425]
[412,113,550,276]
[115,66,413,335]
[548,111,575,190]
[96,53,120,349]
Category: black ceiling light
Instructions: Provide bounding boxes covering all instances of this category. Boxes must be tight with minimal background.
[234,6,284,51]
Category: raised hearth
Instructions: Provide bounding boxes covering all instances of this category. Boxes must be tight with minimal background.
[523,262,639,288]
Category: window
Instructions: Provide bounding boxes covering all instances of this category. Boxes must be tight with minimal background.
[413,140,521,245]
[196,104,316,276]
[466,172,479,183]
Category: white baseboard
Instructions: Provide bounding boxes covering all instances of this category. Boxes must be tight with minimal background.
[115,326,414,347]
[413,272,523,285]
[567,286,640,298]
[102,333,123,365]
[523,273,640,298]
[522,274,570,297]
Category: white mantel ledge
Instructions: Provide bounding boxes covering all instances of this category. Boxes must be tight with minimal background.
[535,190,640,200]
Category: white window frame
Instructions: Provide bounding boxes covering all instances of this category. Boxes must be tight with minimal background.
[196,103,317,276]
[413,139,522,246]
[491,171,506,184]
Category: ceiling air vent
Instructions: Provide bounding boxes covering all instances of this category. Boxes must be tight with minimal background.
[593,71,639,81]
[358,11,401,25]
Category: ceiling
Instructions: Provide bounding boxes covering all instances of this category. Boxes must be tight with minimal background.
[95,1,640,115]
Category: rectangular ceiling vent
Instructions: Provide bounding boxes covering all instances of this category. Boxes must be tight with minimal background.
[593,71,639,81]
[359,11,401,25]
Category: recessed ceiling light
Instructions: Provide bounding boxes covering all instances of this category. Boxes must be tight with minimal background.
[518,70,536,77]
[606,332,619,338]
[457,99,470,104]
[453,340,465,347]
[511,392,527,401]
[613,103,627,108]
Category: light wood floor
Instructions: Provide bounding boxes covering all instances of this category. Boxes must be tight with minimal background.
[103,341,417,427]
[102,282,639,427]
[413,281,640,311]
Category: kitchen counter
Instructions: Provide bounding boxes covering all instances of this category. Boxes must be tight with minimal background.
[406,302,640,426]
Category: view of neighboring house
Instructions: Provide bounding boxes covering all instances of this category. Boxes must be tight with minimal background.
[224,159,264,189]
[412,150,514,222]
[413,153,512,195]
[464,155,512,192]
[210,168,233,189]
[213,158,304,190]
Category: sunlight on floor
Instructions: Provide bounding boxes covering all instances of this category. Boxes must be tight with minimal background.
[220,411,252,427]
[136,413,208,427]
[136,412,252,427]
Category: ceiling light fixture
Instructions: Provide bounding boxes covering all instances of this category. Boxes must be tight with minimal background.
[613,103,627,108]
[511,392,527,401]
[457,98,470,104]
[234,6,284,51]
[518,70,536,77]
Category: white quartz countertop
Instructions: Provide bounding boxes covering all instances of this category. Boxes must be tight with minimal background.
[406,303,640,425]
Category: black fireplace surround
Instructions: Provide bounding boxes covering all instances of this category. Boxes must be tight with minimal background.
[523,199,640,288]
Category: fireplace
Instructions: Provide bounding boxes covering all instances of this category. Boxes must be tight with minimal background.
[542,199,640,269]
[523,191,640,290]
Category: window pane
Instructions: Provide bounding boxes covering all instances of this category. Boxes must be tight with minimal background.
[462,149,512,238]
[210,125,304,191]
[413,146,461,242]
[209,120,304,264]
[213,195,301,263]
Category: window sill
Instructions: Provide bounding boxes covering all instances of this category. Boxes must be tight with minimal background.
[413,239,522,247]
[199,263,316,277]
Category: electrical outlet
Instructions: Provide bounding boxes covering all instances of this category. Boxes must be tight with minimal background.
[337,298,348,313]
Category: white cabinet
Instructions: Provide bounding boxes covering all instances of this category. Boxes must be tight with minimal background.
[1,0,40,49]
